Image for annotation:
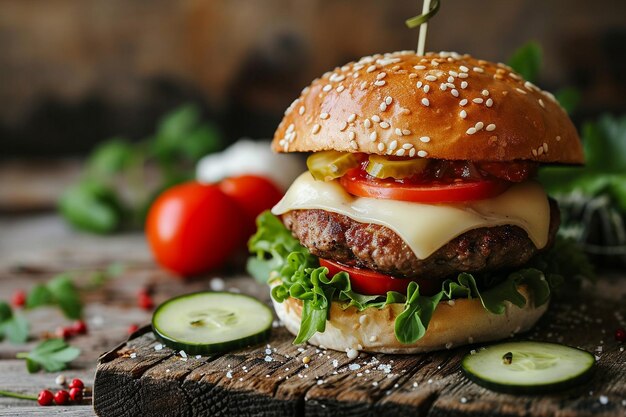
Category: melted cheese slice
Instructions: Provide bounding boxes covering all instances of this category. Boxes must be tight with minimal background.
[272,172,550,260]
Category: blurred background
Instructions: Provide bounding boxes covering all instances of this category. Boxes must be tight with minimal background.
[1,0,625,158]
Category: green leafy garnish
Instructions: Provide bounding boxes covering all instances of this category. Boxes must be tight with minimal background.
[26,274,83,319]
[249,212,575,345]
[59,104,222,234]
[17,339,81,373]
[507,41,542,83]
[0,302,29,344]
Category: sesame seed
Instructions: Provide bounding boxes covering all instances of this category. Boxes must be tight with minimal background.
[420,136,431,143]
[556,135,561,141]
[417,150,428,157]
[460,99,468,106]
[377,72,387,80]
[339,121,348,131]
[475,122,484,130]
[379,102,387,112]
[509,72,521,80]
[366,65,377,73]
[486,124,496,131]
[320,112,329,120]
[473,67,484,73]
[466,127,477,135]
[458,72,468,78]
[374,80,386,86]
[538,98,545,108]
[516,88,527,95]
[461,81,468,89]
[409,148,416,157]
[421,98,430,107]
[460,66,469,72]
[298,106,305,115]
[377,142,385,152]
[372,115,381,122]
[402,143,414,149]
[396,149,406,156]
[416,81,423,88]
[323,84,332,92]
[348,113,357,123]
[440,83,448,91]
[449,70,459,77]
[385,96,393,105]
[423,85,430,93]
[473,98,484,104]
[459,110,467,119]
[395,128,403,136]
[409,73,418,79]
[350,139,358,149]
[543,142,548,152]
[414,65,426,70]
[447,76,455,83]
[451,89,459,97]
[425,75,437,82]
[402,129,411,136]
[446,82,455,89]
[379,121,390,129]
[353,72,359,78]
[369,131,377,141]
[401,107,411,115]
[482,89,490,96]
[486,98,493,107]
[348,131,356,140]
[389,140,398,151]
[312,124,321,134]
[538,146,544,156]
[286,123,295,133]
[532,149,538,157]
[364,119,372,128]
[336,85,345,92]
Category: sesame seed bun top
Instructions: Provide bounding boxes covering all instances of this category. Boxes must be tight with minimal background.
[273,51,584,164]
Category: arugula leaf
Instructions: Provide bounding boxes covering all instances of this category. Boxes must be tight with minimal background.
[0,302,29,344]
[17,339,81,373]
[26,274,83,319]
[507,41,542,83]
[249,213,572,345]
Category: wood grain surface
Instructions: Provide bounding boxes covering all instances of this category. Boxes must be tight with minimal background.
[1,214,625,417]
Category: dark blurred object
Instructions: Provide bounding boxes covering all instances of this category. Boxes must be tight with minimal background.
[0,0,625,157]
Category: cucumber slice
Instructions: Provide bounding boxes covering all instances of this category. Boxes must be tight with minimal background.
[152,292,273,355]
[462,341,595,394]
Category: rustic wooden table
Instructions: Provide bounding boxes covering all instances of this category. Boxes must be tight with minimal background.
[1,213,625,417]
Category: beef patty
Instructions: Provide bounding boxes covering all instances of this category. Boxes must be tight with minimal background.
[281,199,560,279]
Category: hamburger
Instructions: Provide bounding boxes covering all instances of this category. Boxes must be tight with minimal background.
[248,51,584,354]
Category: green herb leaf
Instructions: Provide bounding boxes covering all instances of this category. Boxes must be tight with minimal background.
[555,87,581,114]
[58,180,125,234]
[395,282,443,344]
[507,41,542,83]
[18,339,81,373]
[0,302,29,344]
[87,138,136,176]
[26,274,83,320]
[405,0,441,28]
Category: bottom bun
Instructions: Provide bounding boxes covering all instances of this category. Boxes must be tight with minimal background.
[273,285,548,354]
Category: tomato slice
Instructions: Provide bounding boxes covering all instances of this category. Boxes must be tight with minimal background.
[319,258,442,296]
[340,170,510,203]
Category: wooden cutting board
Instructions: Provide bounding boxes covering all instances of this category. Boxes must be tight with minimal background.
[93,286,626,417]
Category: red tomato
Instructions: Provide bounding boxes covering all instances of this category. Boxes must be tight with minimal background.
[219,175,283,238]
[319,259,442,296]
[340,170,509,203]
[146,182,243,277]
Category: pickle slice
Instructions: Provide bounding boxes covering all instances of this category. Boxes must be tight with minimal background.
[365,155,429,179]
[307,151,360,181]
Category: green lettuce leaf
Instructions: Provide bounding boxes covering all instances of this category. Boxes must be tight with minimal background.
[248,213,586,345]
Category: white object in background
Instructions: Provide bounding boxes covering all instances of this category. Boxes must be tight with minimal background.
[196,139,304,190]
